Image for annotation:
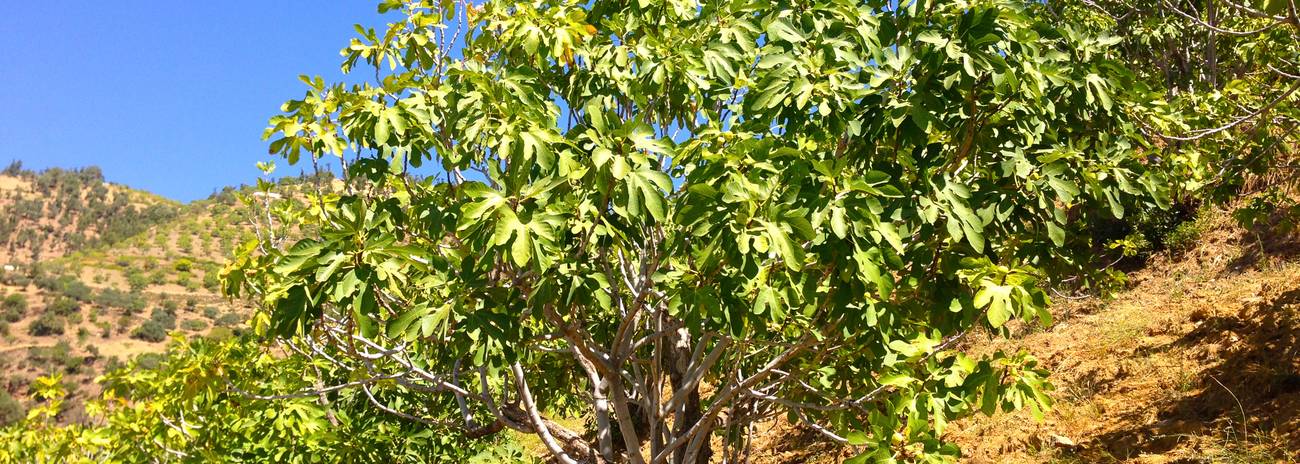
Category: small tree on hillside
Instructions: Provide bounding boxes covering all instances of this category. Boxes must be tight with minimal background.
[1,160,24,177]
[29,313,65,337]
[126,271,149,292]
[173,258,193,273]
[227,1,1188,462]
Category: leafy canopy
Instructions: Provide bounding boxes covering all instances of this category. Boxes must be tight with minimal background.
[224,0,1187,462]
[0,337,522,464]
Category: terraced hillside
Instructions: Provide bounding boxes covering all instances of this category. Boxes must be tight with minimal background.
[0,165,320,424]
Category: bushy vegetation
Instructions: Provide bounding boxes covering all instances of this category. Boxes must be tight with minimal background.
[1,294,26,312]
[33,274,92,302]
[213,312,243,328]
[0,166,179,259]
[0,339,525,462]
[0,294,24,323]
[179,318,207,331]
[27,341,82,375]
[126,271,149,292]
[1,0,1296,462]
[0,390,22,427]
[45,296,79,317]
[131,308,178,342]
[130,321,167,343]
[27,313,65,337]
[93,287,147,314]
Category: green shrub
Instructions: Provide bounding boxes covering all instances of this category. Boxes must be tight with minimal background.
[214,313,243,328]
[1087,201,1203,264]
[1,273,30,287]
[180,319,208,331]
[173,258,193,272]
[135,352,165,370]
[1164,207,1214,252]
[202,271,220,290]
[37,275,92,302]
[131,320,167,343]
[28,341,80,374]
[47,296,79,316]
[2,293,27,312]
[150,308,177,330]
[205,326,235,341]
[104,356,124,373]
[94,288,146,313]
[126,271,148,292]
[28,313,66,336]
[0,390,23,426]
[202,306,220,319]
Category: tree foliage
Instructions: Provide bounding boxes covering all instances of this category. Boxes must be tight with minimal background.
[1063,0,1299,193]
[6,0,1291,462]
[222,0,1192,462]
[0,338,525,463]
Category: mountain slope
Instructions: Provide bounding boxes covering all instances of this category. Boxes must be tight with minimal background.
[0,164,179,263]
[0,165,265,424]
[736,205,1300,464]
[948,206,1300,463]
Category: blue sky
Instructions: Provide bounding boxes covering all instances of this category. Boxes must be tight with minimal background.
[0,1,390,202]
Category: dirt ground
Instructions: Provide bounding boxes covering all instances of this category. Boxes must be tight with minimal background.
[738,206,1300,463]
[946,207,1300,463]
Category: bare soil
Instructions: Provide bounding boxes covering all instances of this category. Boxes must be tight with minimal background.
[947,207,1300,463]
[741,206,1300,463]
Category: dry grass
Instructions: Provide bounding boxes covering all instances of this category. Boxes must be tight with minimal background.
[734,205,1300,463]
[947,206,1300,463]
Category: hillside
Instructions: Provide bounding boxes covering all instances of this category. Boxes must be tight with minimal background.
[3,163,1298,463]
[944,206,1300,463]
[725,205,1300,464]
[0,166,280,423]
[0,163,179,264]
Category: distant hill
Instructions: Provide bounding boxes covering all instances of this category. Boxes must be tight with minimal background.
[0,163,329,425]
[0,161,179,263]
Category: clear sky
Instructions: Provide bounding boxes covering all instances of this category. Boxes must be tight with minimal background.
[0,1,390,202]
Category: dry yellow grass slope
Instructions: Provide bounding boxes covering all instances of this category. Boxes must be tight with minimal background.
[949,207,1300,463]
[737,205,1300,463]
